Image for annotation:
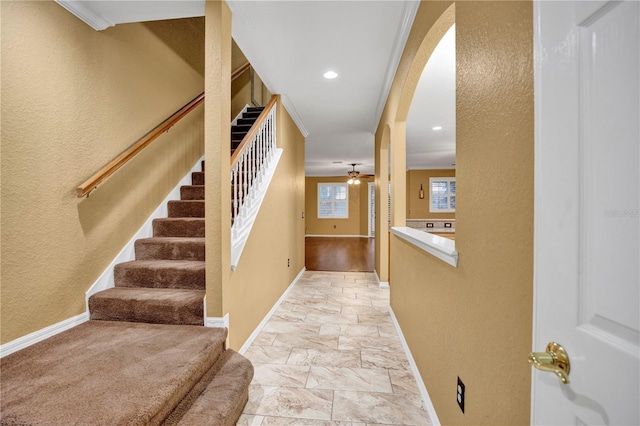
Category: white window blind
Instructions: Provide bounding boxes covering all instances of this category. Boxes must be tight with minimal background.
[429,177,456,213]
[388,181,392,228]
[368,182,375,237]
[318,183,349,218]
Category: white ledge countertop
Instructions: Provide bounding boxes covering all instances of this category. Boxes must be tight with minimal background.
[391,226,458,267]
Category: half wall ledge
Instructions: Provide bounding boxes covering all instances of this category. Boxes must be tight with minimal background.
[391,226,458,267]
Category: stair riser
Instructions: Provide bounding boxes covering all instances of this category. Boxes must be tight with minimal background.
[89,295,204,326]
[169,201,204,218]
[153,219,205,238]
[167,350,254,426]
[114,263,205,290]
[180,186,205,200]
[232,124,252,132]
[136,240,205,261]
[192,172,204,185]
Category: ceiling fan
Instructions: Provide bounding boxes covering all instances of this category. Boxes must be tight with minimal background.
[346,163,373,185]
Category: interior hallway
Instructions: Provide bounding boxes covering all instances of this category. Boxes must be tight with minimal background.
[237,270,431,425]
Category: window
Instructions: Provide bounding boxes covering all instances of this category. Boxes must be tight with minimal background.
[429,177,456,213]
[318,183,348,218]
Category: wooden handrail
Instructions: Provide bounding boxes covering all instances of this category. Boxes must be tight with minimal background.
[231,61,251,81]
[77,62,253,198]
[77,92,204,198]
[230,95,279,169]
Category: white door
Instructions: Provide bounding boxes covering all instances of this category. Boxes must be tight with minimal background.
[533,1,639,424]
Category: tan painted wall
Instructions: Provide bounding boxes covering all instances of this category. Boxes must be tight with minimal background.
[377,1,533,424]
[204,0,232,320]
[224,102,305,350]
[0,1,204,344]
[305,176,373,236]
[406,169,456,219]
[231,40,267,120]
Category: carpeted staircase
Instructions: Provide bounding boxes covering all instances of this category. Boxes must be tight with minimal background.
[231,106,264,225]
[1,322,252,425]
[89,162,206,326]
[232,106,264,155]
[1,123,259,424]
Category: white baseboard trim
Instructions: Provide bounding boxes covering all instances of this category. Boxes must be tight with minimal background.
[84,156,205,308]
[305,234,370,238]
[389,306,440,426]
[0,312,90,358]
[206,313,229,329]
[238,267,306,355]
[374,270,390,288]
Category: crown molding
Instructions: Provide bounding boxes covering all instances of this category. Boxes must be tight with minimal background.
[55,1,115,31]
[281,95,310,138]
[371,0,420,132]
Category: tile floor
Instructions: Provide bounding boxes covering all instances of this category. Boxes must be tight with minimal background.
[237,271,432,426]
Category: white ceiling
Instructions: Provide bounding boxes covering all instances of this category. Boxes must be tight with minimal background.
[56,0,456,177]
[228,1,419,177]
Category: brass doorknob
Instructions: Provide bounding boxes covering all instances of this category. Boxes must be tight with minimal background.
[528,342,571,384]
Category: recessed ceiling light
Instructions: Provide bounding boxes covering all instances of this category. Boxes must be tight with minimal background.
[323,71,338,79]
[432,126,443,131]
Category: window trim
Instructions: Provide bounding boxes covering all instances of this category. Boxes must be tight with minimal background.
[317,182,349,219]
[429,177,456,213]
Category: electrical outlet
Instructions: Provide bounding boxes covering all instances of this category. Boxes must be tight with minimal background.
[457,377,465,413]
[287,258,290,267]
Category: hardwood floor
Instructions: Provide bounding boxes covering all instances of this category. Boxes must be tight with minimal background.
[305,237,375,272]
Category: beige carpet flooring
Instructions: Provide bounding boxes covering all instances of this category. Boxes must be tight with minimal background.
[0,321,227,425]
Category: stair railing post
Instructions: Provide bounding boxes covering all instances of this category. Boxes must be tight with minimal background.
[258,127,264,183]
[243,149,248,208]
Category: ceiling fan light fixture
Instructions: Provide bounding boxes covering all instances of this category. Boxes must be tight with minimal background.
[347,163,362,184]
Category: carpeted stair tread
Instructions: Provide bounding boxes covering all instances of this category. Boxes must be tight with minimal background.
[162,349,254,426]
[153,217,205,237]
[0,321,227,426]
[114,260,205,290]
[89,287,205,325]
[168,200,204,218]
[180,185,205,200]
[136,237,205,261]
